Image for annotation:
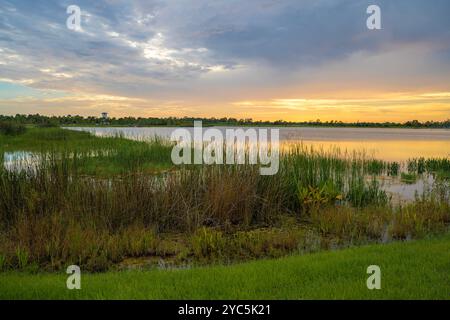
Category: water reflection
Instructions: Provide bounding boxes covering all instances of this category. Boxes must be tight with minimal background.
[66,127,450,162]
[380,174,434,202]
[3,151,38,171]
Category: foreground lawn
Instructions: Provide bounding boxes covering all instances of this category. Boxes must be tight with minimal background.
[1,233,449,300]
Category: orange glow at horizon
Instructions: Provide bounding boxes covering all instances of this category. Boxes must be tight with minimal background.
[1,91,450,122]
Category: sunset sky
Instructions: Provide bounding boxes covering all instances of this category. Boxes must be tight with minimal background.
[1,0,450,122]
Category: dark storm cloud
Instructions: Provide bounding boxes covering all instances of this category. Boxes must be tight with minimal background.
[0,0,449,98]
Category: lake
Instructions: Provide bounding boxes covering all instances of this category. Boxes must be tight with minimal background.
[66,126,450,162]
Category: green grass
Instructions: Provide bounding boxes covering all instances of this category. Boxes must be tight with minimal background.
[1,233,449,300]
[0,127,174,175]
[0,127,103,151]
[401,172,417,184]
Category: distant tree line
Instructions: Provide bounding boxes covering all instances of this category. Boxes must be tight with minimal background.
[1,114,450,129]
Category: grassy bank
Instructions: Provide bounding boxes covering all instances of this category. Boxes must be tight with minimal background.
[1,233,449,299]
[0,127,173,175]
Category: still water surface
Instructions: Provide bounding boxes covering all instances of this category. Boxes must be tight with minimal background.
[66,126,450,162]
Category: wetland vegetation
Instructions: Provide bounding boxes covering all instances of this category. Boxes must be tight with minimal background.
[0,125,449,273]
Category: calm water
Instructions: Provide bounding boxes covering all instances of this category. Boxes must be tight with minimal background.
[66,126,450,162]
[4,127,450,202]
[3,151,38,171]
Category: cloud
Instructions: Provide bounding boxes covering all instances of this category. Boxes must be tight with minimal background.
[229,91,450,122]
[0,0,450,119]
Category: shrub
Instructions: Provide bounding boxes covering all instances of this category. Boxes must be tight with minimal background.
[0,121,26,135]
[191,227,225,260]
[37,120,59,128]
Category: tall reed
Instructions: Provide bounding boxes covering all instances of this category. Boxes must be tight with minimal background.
[0,135,448,271]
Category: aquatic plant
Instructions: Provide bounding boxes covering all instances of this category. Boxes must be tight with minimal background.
[0,128,448,271]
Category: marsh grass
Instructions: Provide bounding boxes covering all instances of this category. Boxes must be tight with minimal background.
[0,121,26,136]
[0,127,174,176]
[407,157,450,175]
[401,172,417,184]
[0,128,449,271]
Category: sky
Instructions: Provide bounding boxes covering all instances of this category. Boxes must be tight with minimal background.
[0,0,450,122]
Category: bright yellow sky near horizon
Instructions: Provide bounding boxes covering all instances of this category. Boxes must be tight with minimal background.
[1,1,450,122]
[1,89,450,122]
